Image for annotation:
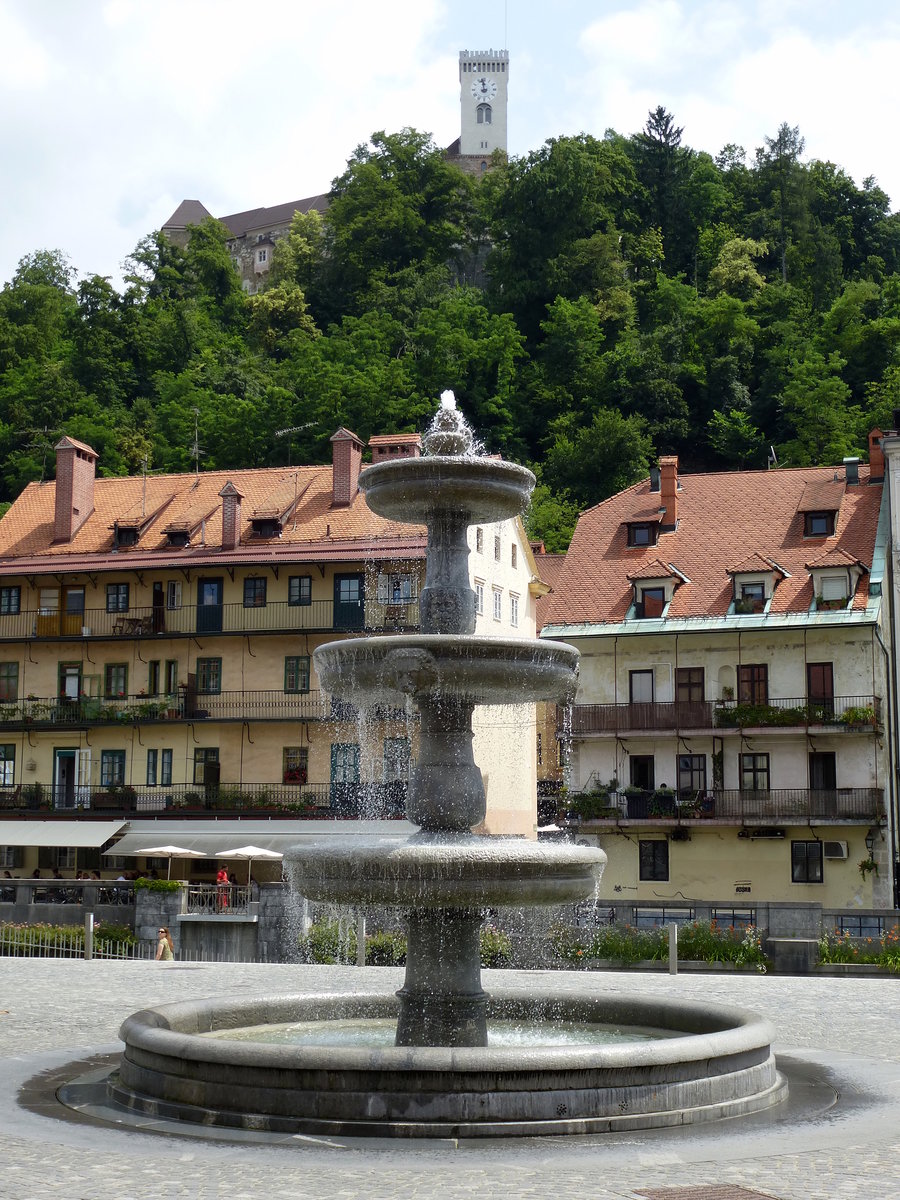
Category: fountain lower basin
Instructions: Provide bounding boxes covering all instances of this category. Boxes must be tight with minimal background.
[114,989,786,1138]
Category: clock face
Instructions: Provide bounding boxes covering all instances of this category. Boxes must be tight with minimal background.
[470,76,497,102]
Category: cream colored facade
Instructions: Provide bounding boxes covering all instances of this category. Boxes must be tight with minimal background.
[469,516,544,837]
[551,615,892,911]
[542,446,896,918]
[0,467,544,871]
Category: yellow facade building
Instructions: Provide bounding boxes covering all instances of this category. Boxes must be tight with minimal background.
[0,430,546,877]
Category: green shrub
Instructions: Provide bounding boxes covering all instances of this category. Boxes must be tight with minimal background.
[299,920,513,969]
[133,878,182,892]
[480,925,512,968]
[0,921,137,955]
[365,930,407,966]
[300,919,357,964]
[550,919,768,970]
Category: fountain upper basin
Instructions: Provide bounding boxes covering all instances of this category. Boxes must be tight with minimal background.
[314,634,579,706]
[284,834,606,908]
[360,456,536,525]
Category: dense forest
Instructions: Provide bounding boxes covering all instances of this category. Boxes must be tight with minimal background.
[3,111,900,549]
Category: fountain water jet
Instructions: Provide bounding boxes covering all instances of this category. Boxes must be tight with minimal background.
[114,394,787,1135]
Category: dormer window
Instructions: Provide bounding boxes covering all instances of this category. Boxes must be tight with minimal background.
[805,511,835,537]
[627,559,684,618]
[727,553,786,615]
[638,587,666,617]
[806,548,865,610]
[250,518,281,538]
[736,582,765,614]
[115,527,138,549]
[166,531,190,548]
[627,522,658,548]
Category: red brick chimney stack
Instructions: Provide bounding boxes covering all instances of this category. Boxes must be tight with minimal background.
[368,433,422,463]
[218,481,243,550]
[330,428,364,506]
[659,456,678,531]
[53,436,97,542]
[869,428,885,482]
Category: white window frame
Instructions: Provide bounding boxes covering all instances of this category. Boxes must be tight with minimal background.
[509,592,519,628]
[492,587,502,621]
[474,580,485,616]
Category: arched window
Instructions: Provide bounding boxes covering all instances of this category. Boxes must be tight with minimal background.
[476,103,492,125]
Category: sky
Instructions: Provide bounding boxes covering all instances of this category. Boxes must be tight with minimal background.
[2,0,900,290]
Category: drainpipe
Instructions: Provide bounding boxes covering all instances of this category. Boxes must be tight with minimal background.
[875,619,899,908]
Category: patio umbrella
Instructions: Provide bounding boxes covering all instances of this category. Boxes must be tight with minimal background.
[217,845,284,885]
[133,845,208,880]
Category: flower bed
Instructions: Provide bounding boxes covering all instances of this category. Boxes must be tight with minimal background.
[818,927,900,972]
[551,920,769,972]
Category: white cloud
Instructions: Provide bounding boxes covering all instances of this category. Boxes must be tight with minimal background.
[574,1,900,200]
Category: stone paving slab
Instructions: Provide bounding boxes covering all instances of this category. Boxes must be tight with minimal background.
[1,960,900,1199]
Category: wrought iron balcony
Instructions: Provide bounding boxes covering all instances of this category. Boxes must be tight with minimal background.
[0,690,412,729]
[0,780,410,820]
[0,598,420,642]
[565,786,884,824]
[564,695,881,735]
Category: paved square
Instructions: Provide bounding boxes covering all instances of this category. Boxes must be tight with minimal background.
[2,960,900,1200]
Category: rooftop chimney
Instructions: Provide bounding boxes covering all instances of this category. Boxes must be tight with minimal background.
[54,436,97,542]
[843,456,860,486]
[368,433,422,464]
[868,428,885,482]
[330,427,364,507]
[659,456,678,531]
[218,480,243,550]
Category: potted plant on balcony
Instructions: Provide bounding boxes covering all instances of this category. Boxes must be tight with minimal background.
[840,705,877,730]
[816,594,848,611]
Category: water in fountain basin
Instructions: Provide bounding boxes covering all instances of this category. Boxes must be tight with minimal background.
[202,1018,687,1048]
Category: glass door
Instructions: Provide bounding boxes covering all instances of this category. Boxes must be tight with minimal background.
[196,578,223,633]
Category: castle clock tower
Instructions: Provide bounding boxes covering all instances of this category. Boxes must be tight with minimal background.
[458,49,509,163]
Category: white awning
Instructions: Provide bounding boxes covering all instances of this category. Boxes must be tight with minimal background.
[107,820,413,858]
[0,820,127,848]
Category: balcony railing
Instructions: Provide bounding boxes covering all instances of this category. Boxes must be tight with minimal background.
[713,695,881,729]
[565,695,881,735]
[0,780,410,820]
[0,598,421,642]
[185,884,253,915]
[0,690,414,729]
[566,786,884,824]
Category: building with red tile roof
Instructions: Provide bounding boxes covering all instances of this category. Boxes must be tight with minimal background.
[540,447,895,923]
[0,426,549,913]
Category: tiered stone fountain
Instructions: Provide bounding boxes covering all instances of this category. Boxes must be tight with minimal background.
[113,395,786,1137]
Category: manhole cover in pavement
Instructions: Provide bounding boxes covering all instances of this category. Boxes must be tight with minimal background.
[637,1189,781,1200]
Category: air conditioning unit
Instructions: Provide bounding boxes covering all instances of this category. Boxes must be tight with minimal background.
[823,840,849,860]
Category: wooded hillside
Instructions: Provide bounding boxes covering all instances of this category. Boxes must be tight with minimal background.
[2,113,899,549]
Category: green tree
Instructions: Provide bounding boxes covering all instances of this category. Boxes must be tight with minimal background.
[542,408,653,509]
[323,129,475,315]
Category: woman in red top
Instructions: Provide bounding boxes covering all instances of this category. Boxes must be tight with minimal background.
[216,865,229,910]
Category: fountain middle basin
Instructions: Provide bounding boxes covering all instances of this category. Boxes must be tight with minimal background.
[114,990,785,1137]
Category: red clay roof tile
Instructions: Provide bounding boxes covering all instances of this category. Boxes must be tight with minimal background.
[545,465,883,626]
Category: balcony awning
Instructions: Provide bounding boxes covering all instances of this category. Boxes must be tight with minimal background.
[0,820,127,848]
[106,820,413,858]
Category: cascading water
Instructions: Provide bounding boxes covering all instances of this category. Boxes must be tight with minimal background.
[288,390,604,1047]
[113,393,787,1137]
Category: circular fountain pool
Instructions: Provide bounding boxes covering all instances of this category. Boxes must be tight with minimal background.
[113,989,786,1138]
